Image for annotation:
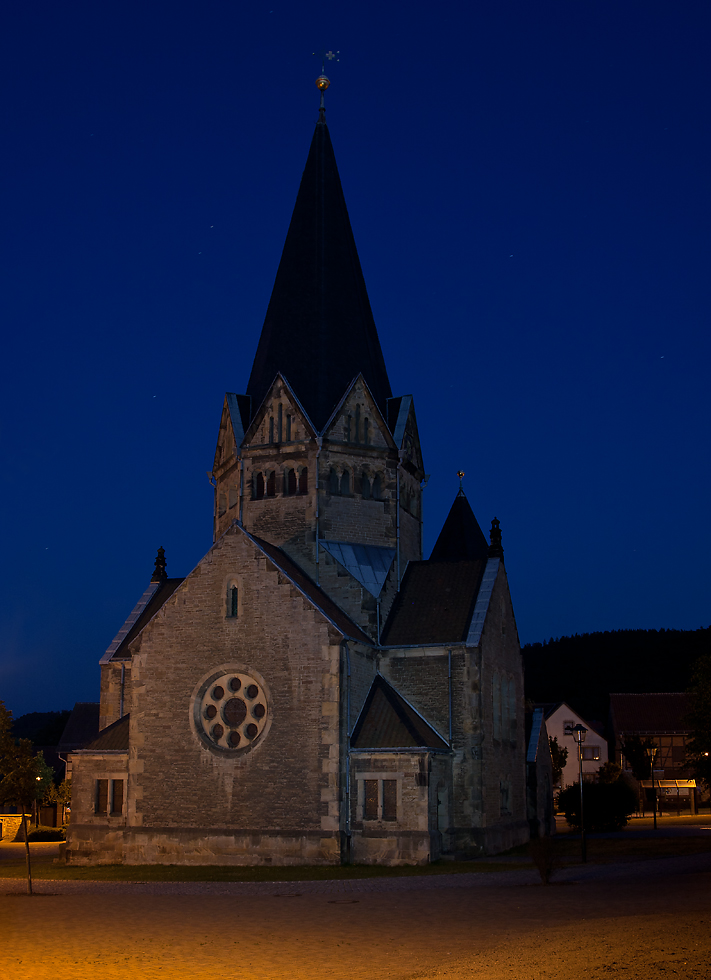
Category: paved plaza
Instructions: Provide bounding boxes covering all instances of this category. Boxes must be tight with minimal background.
[1,841,710,979]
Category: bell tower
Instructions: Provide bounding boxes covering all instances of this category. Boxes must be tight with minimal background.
[211,77,425,638]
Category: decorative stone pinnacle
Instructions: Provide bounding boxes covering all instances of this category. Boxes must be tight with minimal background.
[488,518,504,559]
[151,546,167,582]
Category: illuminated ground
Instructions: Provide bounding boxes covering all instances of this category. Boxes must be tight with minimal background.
[2,818,710,979]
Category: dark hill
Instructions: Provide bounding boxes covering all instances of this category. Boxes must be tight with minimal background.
[523,627,710,724]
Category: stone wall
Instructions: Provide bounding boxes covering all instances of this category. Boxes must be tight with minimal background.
[80,525,348,866]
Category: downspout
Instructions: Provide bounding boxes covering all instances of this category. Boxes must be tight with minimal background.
[396,453,402,590]
[315,436,322,585]
[448,649,453,747]
[343,641,352,862]
[119,662,126,719]
[238,455,244,526]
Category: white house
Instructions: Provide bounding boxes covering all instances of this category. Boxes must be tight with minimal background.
[545,702,608,789]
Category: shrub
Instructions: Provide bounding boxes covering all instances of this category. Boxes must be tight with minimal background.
[529,836,558,884]
[558,780,637,832]
[26,825,65,842]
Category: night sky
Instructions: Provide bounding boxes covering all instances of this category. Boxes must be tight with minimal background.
[2,1,709,718]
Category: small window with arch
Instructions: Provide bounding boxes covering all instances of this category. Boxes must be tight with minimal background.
[361,471,371,499]
[340,469,350,495]
[298,467,308,494]
[254,472,265,500]
[329,468,339,494]
[226,585,239,618]
[284,468,297,495]
[266,471,276,497]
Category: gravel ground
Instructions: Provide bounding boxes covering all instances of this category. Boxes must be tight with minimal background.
[2,852,710,979]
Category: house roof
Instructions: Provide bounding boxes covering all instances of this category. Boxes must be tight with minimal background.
[246,115,392,431]
[429,489,490,562]
[246,530,372,644]
[83,714,130,752]
[380,559,487,646]
[351,675,449,750]
[57,702,100,751]
[609,693,692,735]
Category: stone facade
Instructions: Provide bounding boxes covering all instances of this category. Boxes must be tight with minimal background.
[64,105,533,866]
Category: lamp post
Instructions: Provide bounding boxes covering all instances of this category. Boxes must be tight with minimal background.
[572,724,587,863]
[645,744,658,830]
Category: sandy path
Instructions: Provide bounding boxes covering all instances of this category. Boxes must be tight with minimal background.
[2,858,710,979]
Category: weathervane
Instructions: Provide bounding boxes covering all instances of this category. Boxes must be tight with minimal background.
[312,49,340,115]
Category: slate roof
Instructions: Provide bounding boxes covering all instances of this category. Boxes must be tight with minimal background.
[351,675,449,750]
[609,693,692,735]
[57,702,100,751]
[381,559,487,646]
[102,576,184,662]
[429,490,489,562]
[82,714,130,752]
[246,531,372,644]
[246,116,392,431]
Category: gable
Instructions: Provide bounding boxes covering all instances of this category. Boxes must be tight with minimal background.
[351,675,449,750]
[242,373,316,448]
[388,395,424,475]
[322,374,396,449]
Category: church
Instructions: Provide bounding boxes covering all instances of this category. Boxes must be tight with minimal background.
[64,77,529,866]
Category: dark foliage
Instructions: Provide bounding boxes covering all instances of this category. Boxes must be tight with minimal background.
[558,780,638,832]
[619,735,658,782]
[11,710,71,746]
[685,652,711,791]
[523,627,710,721]
[549,736,568,786]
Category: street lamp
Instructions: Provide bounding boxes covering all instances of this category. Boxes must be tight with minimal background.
[572,724,587,863]
[645,744,658,830]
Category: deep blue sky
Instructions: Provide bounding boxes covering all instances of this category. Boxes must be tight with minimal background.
[2,1,709,717]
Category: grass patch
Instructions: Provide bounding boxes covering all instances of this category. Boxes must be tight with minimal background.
[0,858,527,883]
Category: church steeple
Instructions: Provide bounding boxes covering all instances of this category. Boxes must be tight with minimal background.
[429,482,490,562]
[246,85,392,431]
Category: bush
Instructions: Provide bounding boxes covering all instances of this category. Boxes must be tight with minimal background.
[558,780,637,832]
[26,824,65,842]
[528,836,558,884]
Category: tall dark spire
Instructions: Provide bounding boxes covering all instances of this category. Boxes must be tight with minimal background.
[246,100,391,431]
[429,488,490,562]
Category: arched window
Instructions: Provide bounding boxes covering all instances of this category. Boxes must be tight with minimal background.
[361,472,371,499]
[226,585,239,618]
[329,468,339,494]
[355,405,361,444]
[254,472,265,500]
[268,417,274,444]
[363,417,370,446]
[340,469,350,495]
[277,403,283,443]
[285,468,296,495]
[298,467,308,494]
[218,493,227,516]
[372,474,382,499]
[346,415,352,443]
[266,471,276,497]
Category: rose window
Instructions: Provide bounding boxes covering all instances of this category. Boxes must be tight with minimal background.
[196,671,268,751]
